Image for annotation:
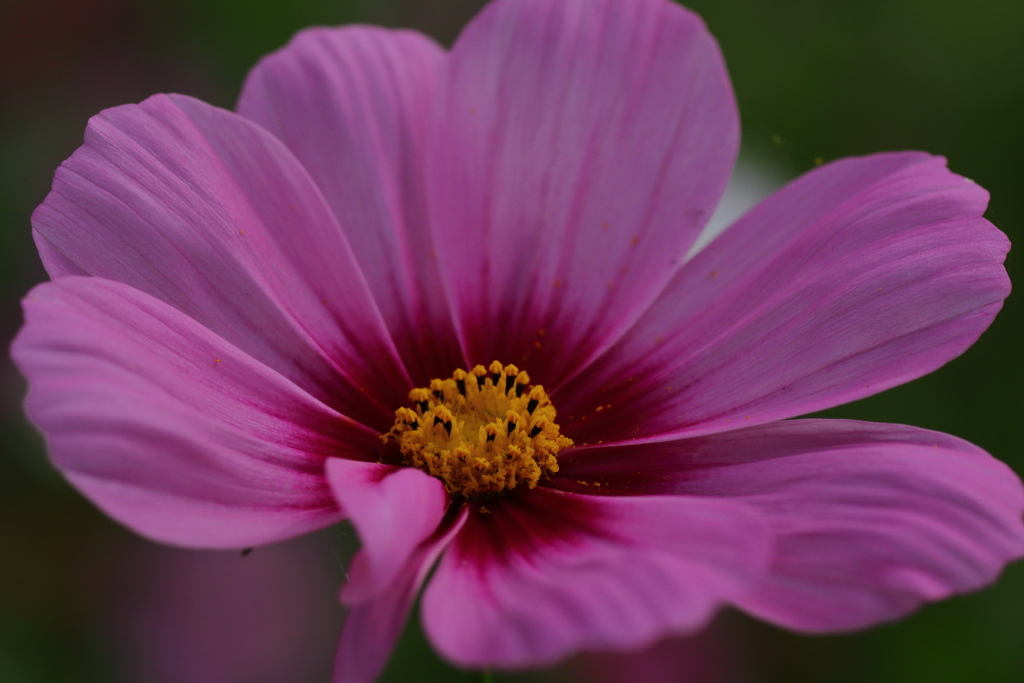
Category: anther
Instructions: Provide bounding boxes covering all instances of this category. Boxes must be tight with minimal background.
[506,410,519,435]
[438,419,452,435]
[489,360,504,385]
[472,365,488,389]
[503,364,520,395]
[432,405,454,436]
[484,423,498,443]
[453,368,468,396]
[515,370,530,397]
[429,379,447,403]
[527,385,545,414]
[409,388,431,414]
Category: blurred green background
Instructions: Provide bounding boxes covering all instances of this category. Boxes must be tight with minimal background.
[1,0,1021,681]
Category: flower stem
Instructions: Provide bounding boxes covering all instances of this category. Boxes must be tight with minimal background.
[478,672,494,683]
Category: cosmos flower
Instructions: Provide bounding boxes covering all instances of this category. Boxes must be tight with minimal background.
[12,0,1024,681]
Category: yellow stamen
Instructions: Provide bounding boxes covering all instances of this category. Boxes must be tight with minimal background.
[383,362,571,497]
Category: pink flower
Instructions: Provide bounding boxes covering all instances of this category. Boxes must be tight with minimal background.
[12,0,1024,681]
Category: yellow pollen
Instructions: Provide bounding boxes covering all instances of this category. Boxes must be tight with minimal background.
[383,362,571,497]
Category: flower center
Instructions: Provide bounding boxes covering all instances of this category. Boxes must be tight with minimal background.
[383,361,571,498]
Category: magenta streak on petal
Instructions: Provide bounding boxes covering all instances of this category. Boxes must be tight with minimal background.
[324,458,449,603]
[558,153,1010,445]
[333,504,467,683]
[11,277,382,549]
[32,93,411,431]
[421,487,769,669]
[238,26,464,385]
[556,419,1024,631]
[446,487,608,567]
[428,0,738,391]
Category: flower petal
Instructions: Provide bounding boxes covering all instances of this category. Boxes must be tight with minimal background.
[560,153,1010,443]
[324,458,448,603]
[428,0,737,387]
[421,488,768,668]
[11,277,381,548]
[557,419,1024,631]
[238,27,463,384]
[32,93,410,430]
[333,505,467,683]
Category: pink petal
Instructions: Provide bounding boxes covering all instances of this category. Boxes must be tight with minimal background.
[333,506,467,683]
[560,153,1010,443]
[428,0,737,388]
[32,93,410,430]
[324,458,448,603]
[11,278,382,548]
[238,27,463,384]
[421,488,769,668]
[558,419,1024,631]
